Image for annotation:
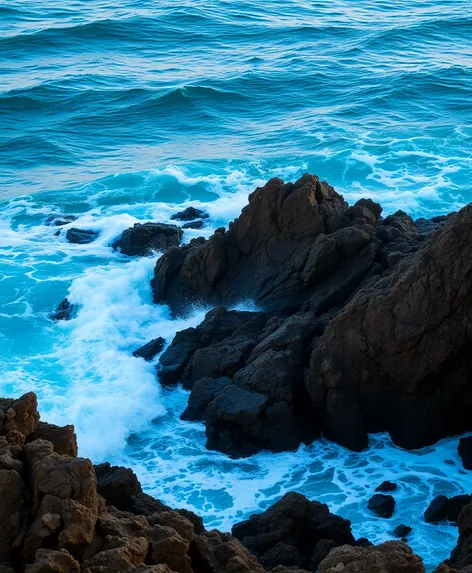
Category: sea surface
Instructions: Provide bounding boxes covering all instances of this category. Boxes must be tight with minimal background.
[1,1,472,570]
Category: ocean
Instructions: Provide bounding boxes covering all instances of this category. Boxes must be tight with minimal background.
[1,1,471,569]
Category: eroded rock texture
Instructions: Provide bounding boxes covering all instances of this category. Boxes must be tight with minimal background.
[112,223,183,257]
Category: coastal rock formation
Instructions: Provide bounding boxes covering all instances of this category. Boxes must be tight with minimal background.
[45,214,78,227]
[438,500,472,571]
[424,495,472,525]
[458,437,472,470]
[367,494,395,518]
[171,207,209,222]
[66,228,99,244]
[49,298,78,321]
[112,223,183,256]
[133,338,166,361]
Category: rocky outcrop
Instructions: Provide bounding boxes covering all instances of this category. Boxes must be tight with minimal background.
[66,228,99,244]
[318,541,425,573]
[367,494,395,518]
[49,298,78,321]
[438,500,472,571]
[232,492,356,571]
[30,421,78,457]
[45,214,78,227]
[424,495,472,525]
[112,223,182,257]
[133,338,166,361]
[458,437,472,470]
[152,174,385,314]
[171,208,209,222]
[307,203,472,452]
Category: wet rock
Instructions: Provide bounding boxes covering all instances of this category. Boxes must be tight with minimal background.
[112,223,183,257]
[232,492,355,571]
[45,214,78,227]
[31,421,78,457]
[182,220,204,230]
[49,298,78,322]
[153,174,380,314]
[424,494,472,524]
[132,337,166,361]
[368,494,395,518]
[376,481,398,492]
[171,207,209,222]
[318,541,425,573]
[393,524,412,538]
[444,501,472,570]
[65,228,99,244]
[181,377,232,421]
[458,437,472,470]
[307,205,472,452]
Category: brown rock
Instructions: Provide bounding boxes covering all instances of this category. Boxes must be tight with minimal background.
[0,393,40,446]
[31,422,78,457]
[25,549,80,573]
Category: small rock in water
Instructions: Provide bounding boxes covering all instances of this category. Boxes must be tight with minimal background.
[171,206,209,221]
[45,214,78,226]
[393,525,412,538]
[376,480,398,492]
[49,298,78,321]
[66,228,99,244]
[132,337,166,361]
[368,494,395,518]
[112,222,182,256]
[458,436,472,470]
[182,220,204,230]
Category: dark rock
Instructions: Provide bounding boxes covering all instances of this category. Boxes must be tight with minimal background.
[376,481,398,492]
[445,501,472,570]
[307,204,472,452]
[30,421,78,457]
[153,174,380,315]
[45,214,78,227]
[356,537,374,548]
[393,525,412,538]
[232,492,355,571]
[181,377,232,421]
[112,222,182,256]
[49,298,78,321]
[458,436,472,470]
[132,337,166,361]
[368,494,395,518]
[425,494,472,524]
[171,207,209,222]
[66,227,99,244]
[182,220,204,230]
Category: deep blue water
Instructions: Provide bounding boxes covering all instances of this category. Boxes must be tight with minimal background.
[1,1,472,570]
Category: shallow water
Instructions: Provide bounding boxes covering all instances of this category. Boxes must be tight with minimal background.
[1,1,472,570]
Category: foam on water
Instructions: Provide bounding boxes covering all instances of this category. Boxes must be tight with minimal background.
[0,172,471,571]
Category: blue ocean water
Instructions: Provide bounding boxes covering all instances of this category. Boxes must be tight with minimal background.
[1,1,472,570]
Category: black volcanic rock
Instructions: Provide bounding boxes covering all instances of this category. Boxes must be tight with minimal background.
[424,494,472,524]
[393,524,412,538]
[171,206,209,221]
[66,227,99,244]
[458,436,472,470]
[45,214,78,226]
[182,220,204,230]
[49,297,78,321]
[112,222,182,256]
[232,492,356,571]
[132,337,166,361]
[368,494,395,518]
[376,481,398,492]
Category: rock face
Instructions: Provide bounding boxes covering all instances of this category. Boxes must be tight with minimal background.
[307,204,472,452]
[424,495,472,524]
[458,437,472,470]
[66,228,99,244]
[232,492,356,571]
[112,223,183,257]
[318,541,425,573]
[153,174,385,314]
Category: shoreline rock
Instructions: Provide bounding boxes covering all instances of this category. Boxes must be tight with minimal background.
[112,222,183,257]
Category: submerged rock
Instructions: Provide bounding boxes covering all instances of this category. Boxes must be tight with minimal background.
[49,297,78,321]
[66,227,99,244]
[112,222,182,256]
[232,492,356,571]
[133,337,166,361]
[182,220,204,230]
[45,214,78,226]
[171,207,209,222]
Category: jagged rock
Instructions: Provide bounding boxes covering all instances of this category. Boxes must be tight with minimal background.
[182,220,204,230]
[25,548,81,572]
[232,492,355,571]
[307,204,472,452]
[181,377,232,421]
[49,298,78,322]
[31,421,78,457]
[45,215,78,227]
[318,541,425,573]
[0,392,39,445]
[393,525,412,538]
[132,338,166,361]
[458,437,472,470]
[66,228,99,244]
[445,501,472,570]
[112,223,182,257]
[171,207,209,222]
[153,174,383,314]
[424,495,472,524]
[376,481,397,492]
[368,494,395,518]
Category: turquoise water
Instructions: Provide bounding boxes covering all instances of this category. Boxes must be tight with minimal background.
[1,1,472,570]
